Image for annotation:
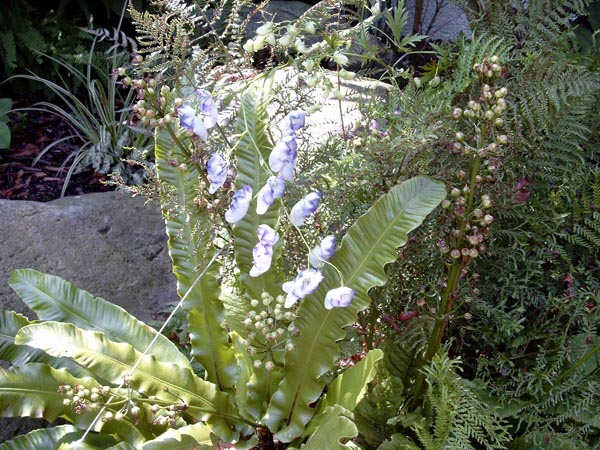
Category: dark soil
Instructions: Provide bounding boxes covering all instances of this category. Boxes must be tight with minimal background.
[0,97,115,202]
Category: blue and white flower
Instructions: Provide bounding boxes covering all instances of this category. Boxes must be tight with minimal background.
[309,235,336,268]
[282,268,324,308]
[195,89,218,128]
[269,136,298,181]
[283,110,307,135]
[177,90,218,140]
[250,225,279,277]
[207,154,228,194]
[257,176,286,214]
[324,287,355,309]
[225,185,252,223]
[290,192,321,227]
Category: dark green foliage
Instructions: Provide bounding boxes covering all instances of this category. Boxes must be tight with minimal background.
[0,0,141,97]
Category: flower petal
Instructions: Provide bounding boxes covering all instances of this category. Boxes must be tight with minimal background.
[207,154,228,194]
[225,185,252,223]
[324,287,355,309]
[257,224,279,246]
[283,110,307,135]
[196,89,219,129]
[290,192,321,227]
[249,243,274,277]
[256,176,286,214]
[283,268,324,308]
[309,235,336,268]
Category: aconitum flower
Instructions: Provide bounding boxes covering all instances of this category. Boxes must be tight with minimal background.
[309,235,336,268]
[257,176,286,214]
[249,224,280,277]
[283,110,307,135]
[290,192,321,227]
[178,104,209,141]
[324,287,355,309]
[283,268,324,308]
[196,89,219,129]
[207,154,227,194]
[256,224,279,246]
[225,185,252,223]
[269,136,298,181]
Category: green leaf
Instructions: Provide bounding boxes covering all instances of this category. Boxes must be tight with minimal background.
[0,121,10,149]
[15,322,237,440]
[8,269,190,369]
[0,310,92,378]
[0,98,12,115]
[141,422,213,449]
[0,363,101,424]
[232,70,283,299]
[290,406,358,450]
[265,176,446,441]
[155,127,236,391]
[378,433,421,450]
[0,425,117,450]
[322,349,383,412]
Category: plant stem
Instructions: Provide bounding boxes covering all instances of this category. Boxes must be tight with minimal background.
[410,151,482,410]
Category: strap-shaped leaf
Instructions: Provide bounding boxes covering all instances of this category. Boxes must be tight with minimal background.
[0,363,100,424]
[15,322,237,440]
[321,349,383,412]
[232,72,283,299]
[8,269,189,369]
[288,405,358,450]
[0,310,94,378]
[265,176,446,441]
[0,425,117,450]
[232,332,283,424]
[141,422,213,449]
[155,127,236,391]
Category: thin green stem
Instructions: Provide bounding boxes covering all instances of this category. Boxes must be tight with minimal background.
[410,148,483,410]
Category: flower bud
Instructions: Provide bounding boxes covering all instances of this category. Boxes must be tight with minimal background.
[413,77,422,88]
[429,76,441,87]
[339,68,356,80]
[304,21,316,34]
[332,51,348,66]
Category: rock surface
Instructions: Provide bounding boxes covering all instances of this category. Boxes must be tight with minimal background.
[0,191,178,325]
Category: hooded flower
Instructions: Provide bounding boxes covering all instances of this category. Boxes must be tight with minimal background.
[207,154,228,194]
[196,89,219,129]
[290,192,321,227]
[249,224,280,277]
[269,136,298,181]
[309,235,336,268]
[257,176,286,214]
[324,287,355,309]
[256,224,279,246]
[178,90,218,140]
[225,185,252,223]
[283,110,307,135]
[178,104,209,141]
[282,268,324,308]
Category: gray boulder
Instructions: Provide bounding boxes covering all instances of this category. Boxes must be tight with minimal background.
[0,191,177,325]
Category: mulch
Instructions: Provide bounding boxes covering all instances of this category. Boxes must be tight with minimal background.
[0,98,114,202]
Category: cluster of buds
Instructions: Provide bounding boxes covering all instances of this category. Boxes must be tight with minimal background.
[473,55,504,79]
[242,292,298,369]
[113,56,176,131]
[58,384,112,415]
[438,191,494,262]
[149,399,188,428]
[244,292,297,355]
